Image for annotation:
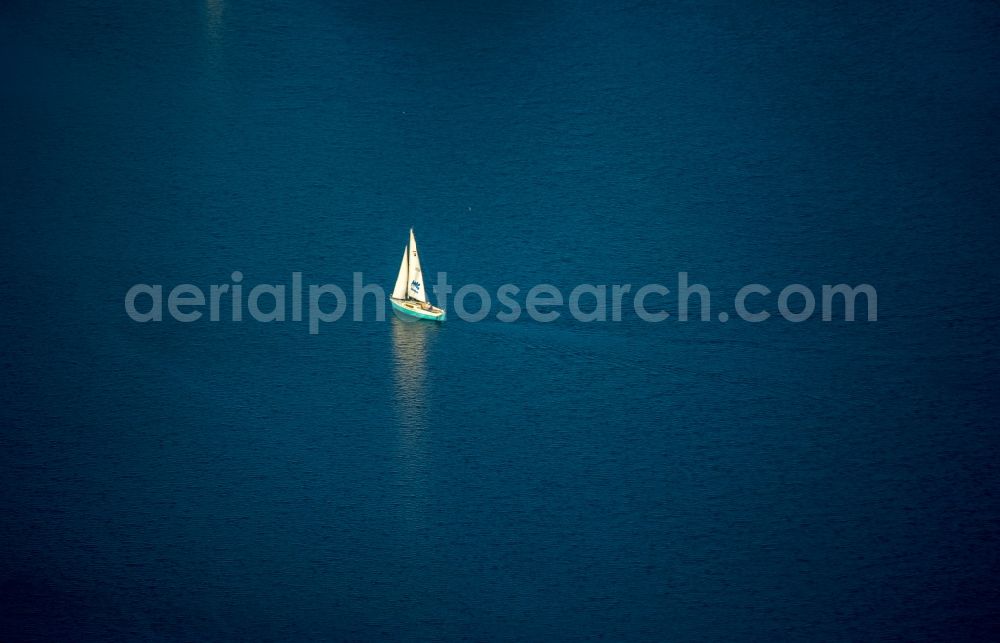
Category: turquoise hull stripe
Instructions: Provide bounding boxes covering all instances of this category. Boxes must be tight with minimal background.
[390,299,446,321]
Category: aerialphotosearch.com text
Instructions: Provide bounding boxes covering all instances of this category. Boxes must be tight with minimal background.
[124,272,877,333]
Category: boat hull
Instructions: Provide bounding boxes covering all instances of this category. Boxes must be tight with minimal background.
[390,297,446,322]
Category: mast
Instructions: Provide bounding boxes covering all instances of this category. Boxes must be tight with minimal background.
[407,228,427,303]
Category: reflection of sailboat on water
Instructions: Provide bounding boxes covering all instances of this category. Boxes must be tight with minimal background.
[391,317,436,433]
[390,316,435,523]
[390,229,446,322]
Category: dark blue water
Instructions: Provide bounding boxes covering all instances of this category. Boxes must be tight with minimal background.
[3,1,999,640]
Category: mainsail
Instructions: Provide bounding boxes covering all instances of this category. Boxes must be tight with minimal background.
[391,245,408,300]
[407,228,427,302]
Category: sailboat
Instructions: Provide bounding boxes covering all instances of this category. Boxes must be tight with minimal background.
[390,229,446,322]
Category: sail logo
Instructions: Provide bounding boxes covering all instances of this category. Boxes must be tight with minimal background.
[411,281,420,292]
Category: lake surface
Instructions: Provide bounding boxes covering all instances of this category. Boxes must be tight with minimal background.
[2,1,999,640]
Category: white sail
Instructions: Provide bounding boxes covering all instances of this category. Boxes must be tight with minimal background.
[391,245,408,299]
[407,228,427,302]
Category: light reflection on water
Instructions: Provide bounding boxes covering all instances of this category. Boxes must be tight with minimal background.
[205,0,224,42]
[391,316,438,431]
[390,316,440,520]
[202,0,226,83]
